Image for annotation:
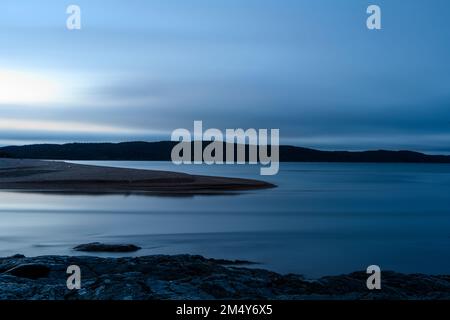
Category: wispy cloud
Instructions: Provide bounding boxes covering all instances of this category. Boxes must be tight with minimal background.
[0,118,163,135]
[1,1,450,151]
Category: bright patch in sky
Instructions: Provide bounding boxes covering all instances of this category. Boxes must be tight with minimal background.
[0,70,62,104]
[0,118,154,135]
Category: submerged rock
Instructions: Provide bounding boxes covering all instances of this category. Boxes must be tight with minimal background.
[73,242,141,253]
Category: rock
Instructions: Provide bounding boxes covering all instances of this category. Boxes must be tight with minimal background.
[206,257,256,265]
[0,254,449,300]
[73,242,141,253]
[3,263,50,279]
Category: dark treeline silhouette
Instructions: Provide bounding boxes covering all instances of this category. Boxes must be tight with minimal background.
[1,141,450,163]
[0,151,11,158]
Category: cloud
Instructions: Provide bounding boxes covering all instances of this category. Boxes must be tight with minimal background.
[1,0,450,153]
[0,118,136,134]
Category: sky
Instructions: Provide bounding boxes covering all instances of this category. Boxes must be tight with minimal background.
[1,0,450,152]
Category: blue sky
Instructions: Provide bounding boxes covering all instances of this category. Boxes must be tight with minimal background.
[1,0,450,152]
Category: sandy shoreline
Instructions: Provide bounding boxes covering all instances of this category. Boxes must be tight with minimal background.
[0,158,275,194]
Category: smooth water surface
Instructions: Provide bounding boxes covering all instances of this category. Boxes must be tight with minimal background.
[1,161,450,278]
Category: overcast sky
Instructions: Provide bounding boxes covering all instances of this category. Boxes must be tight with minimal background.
[1,0,450,152]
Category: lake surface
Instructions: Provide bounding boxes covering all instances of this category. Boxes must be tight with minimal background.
[1,161,450,278]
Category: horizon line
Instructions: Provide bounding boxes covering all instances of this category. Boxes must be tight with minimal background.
[1,140,450,157]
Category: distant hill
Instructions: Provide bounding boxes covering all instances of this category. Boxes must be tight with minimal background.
[1,141,450,163]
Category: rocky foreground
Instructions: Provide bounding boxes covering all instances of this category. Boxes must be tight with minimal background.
[0,254,449,300]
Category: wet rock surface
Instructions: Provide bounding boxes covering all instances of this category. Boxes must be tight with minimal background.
[0,254,449,300]
[3,263,51,280]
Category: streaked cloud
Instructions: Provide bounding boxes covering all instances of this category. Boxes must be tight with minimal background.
[0,118,163,135]
[0,0,450,152]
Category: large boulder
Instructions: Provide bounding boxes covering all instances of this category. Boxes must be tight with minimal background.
[4,263,50,279]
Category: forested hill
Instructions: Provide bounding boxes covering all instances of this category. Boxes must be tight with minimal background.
[1,141,450,163]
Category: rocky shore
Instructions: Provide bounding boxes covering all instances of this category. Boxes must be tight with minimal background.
[0,254,449,300]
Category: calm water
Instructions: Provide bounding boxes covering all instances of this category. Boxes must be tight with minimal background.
[1,161,450,278]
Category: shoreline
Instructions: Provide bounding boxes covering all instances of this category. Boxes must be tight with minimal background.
[0,158,275,195]
[1,254,449,300]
